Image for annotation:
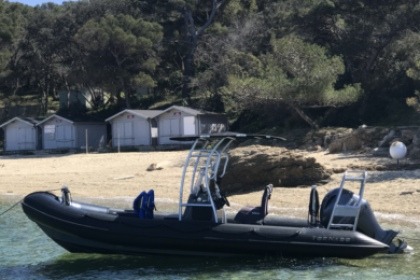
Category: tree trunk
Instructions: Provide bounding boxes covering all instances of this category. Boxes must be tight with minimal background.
[181,45,195,104]
[287,101,319,129]
[181,8,197,105]
[181,0,226,105]
[11,77,21,96]
[40,87,49,115]
[250,95,320,129]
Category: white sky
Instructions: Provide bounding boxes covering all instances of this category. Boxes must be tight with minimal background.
[7,0,77,6]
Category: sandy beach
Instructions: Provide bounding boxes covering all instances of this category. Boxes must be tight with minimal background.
[1,149,419,226]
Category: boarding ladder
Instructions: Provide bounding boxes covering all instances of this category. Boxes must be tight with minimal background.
[178,136,234,223]
[327,170,367,231]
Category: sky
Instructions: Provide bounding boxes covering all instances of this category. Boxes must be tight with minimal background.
[8,0,76,6]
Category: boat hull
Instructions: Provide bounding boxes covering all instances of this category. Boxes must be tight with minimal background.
[21,192,389,258]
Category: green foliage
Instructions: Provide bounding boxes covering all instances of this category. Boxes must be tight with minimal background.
[73,13,163,107]
[225,36,361,107]
[404,32,420,81]
[406,91,420,112]
[323,83,362,106]
[0,0,419,128]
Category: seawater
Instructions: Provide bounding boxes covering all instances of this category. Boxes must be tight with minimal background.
[1,196,419,280]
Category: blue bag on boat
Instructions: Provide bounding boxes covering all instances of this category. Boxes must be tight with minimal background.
[133,189,156,219]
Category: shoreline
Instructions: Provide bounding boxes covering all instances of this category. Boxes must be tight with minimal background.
[1,150,419,222]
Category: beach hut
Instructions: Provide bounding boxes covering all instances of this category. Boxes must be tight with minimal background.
[37,114,106,150]
[0,117,39,151]
[105,109,163,148]
[155,106,228,145]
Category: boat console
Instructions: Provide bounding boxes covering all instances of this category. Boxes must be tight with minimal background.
[174,133,285,223]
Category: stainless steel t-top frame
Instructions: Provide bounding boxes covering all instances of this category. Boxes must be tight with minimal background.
[178,136,235,223]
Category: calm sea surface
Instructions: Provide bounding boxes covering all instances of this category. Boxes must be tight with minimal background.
[1,195,419,280]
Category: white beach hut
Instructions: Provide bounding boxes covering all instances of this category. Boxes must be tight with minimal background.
[105,109,163,148]
[37,114,106,150]
[0,117,39,151]
[155,106,228,145]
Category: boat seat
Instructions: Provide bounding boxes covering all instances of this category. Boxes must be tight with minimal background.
[133,189,156,219]
[234,184,273,224]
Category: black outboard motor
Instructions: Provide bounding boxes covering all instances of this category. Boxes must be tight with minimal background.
[320,188,404,252]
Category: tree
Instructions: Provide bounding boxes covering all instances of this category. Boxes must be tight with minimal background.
[0,2,31,97]
[402,32,420,113]
[225,36,361,128]
[182,1,268,112]
[74,14,163,108]
[179,0,226,104]
[1,0,419,128]
[15,4,66,114]
[302,0,420,121]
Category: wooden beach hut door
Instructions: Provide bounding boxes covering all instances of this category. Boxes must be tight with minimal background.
[161,118,180,136]
[6,126,35,150]
[55,124,73,148]
[183,116,196,136]
[17,126,35,150]
[114,122,134,146]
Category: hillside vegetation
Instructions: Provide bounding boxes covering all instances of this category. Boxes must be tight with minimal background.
[0,0,419,129]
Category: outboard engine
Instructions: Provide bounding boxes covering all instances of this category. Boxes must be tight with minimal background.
[320,188,403,250]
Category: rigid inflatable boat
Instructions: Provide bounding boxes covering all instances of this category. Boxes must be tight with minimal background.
[21,133,408,258]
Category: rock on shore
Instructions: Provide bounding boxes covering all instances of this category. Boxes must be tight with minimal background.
[221,145,330,195]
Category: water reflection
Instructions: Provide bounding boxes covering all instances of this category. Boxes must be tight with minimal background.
[37,254,343,280]
[34,252,420,280]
